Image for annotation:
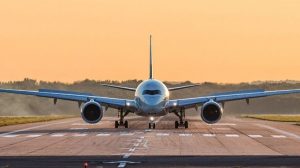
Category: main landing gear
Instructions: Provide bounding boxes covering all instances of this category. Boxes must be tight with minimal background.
[174,109,188,129]
[115,109,129,128]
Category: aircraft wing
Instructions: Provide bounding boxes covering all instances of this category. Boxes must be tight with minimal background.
[168,89,300,109]
[101,84,136,91]
[0,88,130,109]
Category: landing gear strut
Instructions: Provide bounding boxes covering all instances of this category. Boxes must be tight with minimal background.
[148,117,156,129]
[115,109,129,128]
[174,109,188,129]
[149,122,156,129]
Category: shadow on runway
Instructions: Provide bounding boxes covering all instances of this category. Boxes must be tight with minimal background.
[0,155,300,167]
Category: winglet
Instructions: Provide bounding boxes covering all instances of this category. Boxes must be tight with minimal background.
[149,35,153,79]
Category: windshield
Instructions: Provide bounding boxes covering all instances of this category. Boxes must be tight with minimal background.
[142,90,161,95]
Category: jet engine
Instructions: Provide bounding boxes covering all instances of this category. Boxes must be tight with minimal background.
[200,101,223,124]
[81,101,103,124]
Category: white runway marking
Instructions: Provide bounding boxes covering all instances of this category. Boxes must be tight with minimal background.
[27,134,42,138]
[96,133,111,136]
[248,134,263,138]
[202,133,216,137]
[73,133,87,137]
[70,128,88,130]
[1,135,19,138]
[128,148,136,152]
[123,153,131,159]
[156,133,169,136]
[179,133,192,137]
[225,134,239,137]
[133,143,140,147]
[50,134,65,137]
[120,133,134,136]
[272,135,287,138]
[256,123,300,140]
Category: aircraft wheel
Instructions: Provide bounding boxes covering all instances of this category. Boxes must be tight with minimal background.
[124,120,129,128]
[175,121,179,129]
[115,121,119,128]
[184,121,188,129]
[149,123,152,129]
[153,123,156,129]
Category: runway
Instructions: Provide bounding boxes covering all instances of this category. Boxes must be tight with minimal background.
[0,115,300,167]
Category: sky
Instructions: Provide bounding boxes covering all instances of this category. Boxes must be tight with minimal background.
[0,0,300,83]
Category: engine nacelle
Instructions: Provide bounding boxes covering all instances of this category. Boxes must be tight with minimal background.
[200,101,223,124]
[81,101,103,124]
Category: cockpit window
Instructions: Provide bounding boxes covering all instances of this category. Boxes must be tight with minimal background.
[142,90,161,95]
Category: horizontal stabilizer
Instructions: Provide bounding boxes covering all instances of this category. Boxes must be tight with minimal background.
[101,84,136,91]
[168,84,199,91]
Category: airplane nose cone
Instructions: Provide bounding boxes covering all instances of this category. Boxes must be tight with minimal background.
[143,96,162,106]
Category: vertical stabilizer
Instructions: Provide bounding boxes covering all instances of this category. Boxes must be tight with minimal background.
[149,35,153,79]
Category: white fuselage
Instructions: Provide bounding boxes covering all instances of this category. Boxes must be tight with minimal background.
[134,79,169,116]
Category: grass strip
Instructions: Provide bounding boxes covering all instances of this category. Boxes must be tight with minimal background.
[0,115,75,127]
[243,114,300,122]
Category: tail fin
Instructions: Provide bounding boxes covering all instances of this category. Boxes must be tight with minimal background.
[149,35,153,79]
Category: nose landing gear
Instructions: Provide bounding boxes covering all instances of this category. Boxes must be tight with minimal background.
[149,122,156,129]
[148,116,156,129]
[174,109,189,129]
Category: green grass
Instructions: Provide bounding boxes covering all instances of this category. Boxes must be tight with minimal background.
[0,115,75,127]
[244,114,300,123]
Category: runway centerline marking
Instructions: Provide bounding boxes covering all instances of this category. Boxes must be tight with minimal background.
[248,134,263,138]
[122,153,131,159]
[225,134,239,137]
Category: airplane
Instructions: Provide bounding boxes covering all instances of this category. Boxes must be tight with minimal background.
[1,35,300,129]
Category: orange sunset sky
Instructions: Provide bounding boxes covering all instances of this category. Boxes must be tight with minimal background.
[1,0,300,83]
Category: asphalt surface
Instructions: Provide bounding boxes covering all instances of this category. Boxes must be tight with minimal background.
[0,115,300,167]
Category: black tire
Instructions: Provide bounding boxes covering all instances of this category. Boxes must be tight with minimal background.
[184,121,188,129]
[149,123,152,129]
[115,121,119,128]
[175,121,179,129]
[153,123,156,129]
[124,120,128,128]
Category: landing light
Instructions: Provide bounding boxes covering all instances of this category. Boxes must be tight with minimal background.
[173,102,177,106]
[150,116,155,121]
[126,102,130,106]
